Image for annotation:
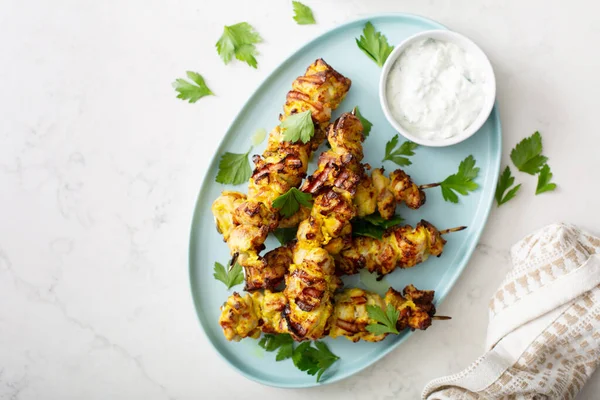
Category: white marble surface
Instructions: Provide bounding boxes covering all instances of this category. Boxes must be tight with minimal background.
[2,0,600,399]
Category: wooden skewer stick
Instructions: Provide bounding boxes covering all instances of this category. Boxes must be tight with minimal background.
[351,106,357,115]
[419,182,441,189]
[229,252,239,270]
[432,316,452,321]
[440,226,467,235]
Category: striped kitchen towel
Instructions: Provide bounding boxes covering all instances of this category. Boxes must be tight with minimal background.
[423,223,600,400]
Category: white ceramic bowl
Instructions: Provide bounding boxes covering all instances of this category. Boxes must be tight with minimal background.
[379,30,496,147]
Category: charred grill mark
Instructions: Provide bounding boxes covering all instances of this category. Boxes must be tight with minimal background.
[350,295,367,305]
[283,304,308,339]
[296,287,324,312]
[336,318,359,333]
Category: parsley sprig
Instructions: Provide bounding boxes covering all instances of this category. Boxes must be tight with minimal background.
[292,341,339,382]
[366,304,400,335]
[259,334,339,382]
[215,146,253,185]
[259,334,294,361]
[438,155,480,203]
[272,188,313,218]
[495,166,521,207]
[292,1,316,25]
[281,110,315,144]
[496,131,557,206]
[213,262,244,289]
[382,135,418,166]
[352,213,404,239]
[510,131,548,175]
[272,227,298,245]
[355,106,372,138]
[355,22,394,67]
[172,72,214,103]
[216,22,262,68]
[536,164,557,195]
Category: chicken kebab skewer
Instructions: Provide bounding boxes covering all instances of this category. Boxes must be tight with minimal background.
[255,219,466,291]
[212,59,352,274]
[279,166,427,229]
[220,284,439,343]
[280,153,471,230]
[281,111,366,341]
[244,110,365,291]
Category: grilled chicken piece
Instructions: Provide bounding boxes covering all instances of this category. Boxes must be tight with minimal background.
[280,167,426,228]
[219,285,437,342]
[211,59,351,274]
[283,113,365,340]
[219,290,288,341]
[329,285,435,341]
[244,245,293,291]
[284,245,340,340]
[356,168,425,219]
[335,220,446,276]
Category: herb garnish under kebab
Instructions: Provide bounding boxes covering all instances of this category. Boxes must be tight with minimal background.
[258,333,339,382]
[213,262,244,289]
[352,213,404,240]
[354,106,372,137]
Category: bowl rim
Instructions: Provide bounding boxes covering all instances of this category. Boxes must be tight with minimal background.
[379,29,497,147]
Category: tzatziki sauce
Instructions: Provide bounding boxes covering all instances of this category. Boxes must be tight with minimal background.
[385,38,486,140]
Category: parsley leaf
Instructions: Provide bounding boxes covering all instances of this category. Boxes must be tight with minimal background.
[292,341,339,382]
[276,342,294,361]
[536,164,557,195]
[355,106,372,138]
[292,1,315,25]
[215,147,253,185]
[272,227,298,245]
[366,304,400,335]
[363,213,404,229]
[272,188,313,218]
[292,342,316,374]
[352,213,403,239]
[352,219,384,239]
[510,131,548,175]
[281,110,314,144]
[216,22,262,68]
[258,334,294,361]
[259,334,340,382]
[172,71,214,103]
[495,166,521,207]
[213,262,244,289]
[382,134,418,166]
[439,155,480,203]
[355,22,394,67]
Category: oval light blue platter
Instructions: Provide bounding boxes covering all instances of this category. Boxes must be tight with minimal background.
[189,13,501,388]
